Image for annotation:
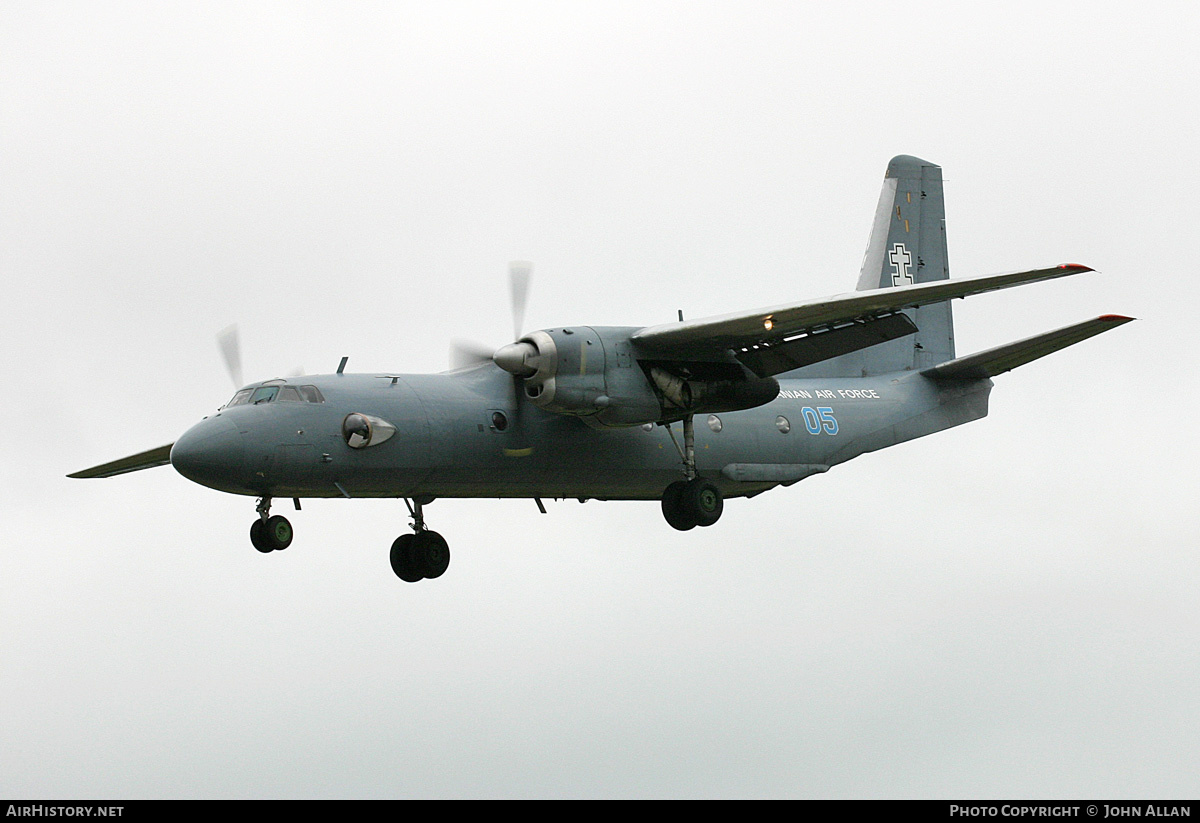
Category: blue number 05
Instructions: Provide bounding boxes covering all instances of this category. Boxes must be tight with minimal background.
[800,406,838,435]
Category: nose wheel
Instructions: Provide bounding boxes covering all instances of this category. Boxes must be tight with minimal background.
[250,515,293,552]
[390,497,450,582]
[249,496,293,552]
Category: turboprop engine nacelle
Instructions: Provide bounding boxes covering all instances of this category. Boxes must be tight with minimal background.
[494,327,659,426]
[493,326,779,427]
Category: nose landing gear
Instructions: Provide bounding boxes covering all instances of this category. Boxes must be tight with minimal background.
[390,497,450,582]
[249,496,293,552]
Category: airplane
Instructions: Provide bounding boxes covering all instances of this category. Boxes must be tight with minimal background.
[69,155,1133,583]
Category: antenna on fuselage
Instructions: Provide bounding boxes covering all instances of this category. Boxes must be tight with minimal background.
[337,356,348,374]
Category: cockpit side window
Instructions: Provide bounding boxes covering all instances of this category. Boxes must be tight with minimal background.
[250,386,279,404]
[225,389,253,408]
[298,385,325,403]
[277,386,302,402]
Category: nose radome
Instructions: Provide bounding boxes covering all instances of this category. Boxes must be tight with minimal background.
[171,416,246,491]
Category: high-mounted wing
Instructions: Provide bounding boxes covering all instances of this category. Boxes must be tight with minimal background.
[727,313,919,377]
[67,443,174,479]
[631,264,1093,362]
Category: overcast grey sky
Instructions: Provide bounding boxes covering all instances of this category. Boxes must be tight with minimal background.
[2,1,1197,799]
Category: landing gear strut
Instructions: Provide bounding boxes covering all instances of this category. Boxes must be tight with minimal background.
[390,497,450,582]
[250,496,293,552]
[660,414,724,531]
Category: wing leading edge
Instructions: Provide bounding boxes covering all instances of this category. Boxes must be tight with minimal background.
[631,264,1093,355]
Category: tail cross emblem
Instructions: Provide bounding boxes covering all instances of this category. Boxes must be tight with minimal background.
[889,242,913,287]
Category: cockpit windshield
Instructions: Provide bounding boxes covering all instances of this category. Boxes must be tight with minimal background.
[225,389,253,407]
[250,386,279,404]
[224,384,325,408]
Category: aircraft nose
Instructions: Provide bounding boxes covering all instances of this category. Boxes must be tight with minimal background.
[171,416,246,491]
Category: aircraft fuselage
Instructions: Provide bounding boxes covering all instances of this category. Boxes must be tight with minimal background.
[170,364,993,502]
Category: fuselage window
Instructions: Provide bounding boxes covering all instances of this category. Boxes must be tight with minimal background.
[225,389,253,408]
[277,386,302,402]
[298,385,325,403]
[250,386,279,404]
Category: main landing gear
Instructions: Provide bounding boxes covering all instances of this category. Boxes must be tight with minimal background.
[390,496,450,583]
[250,496,293,552]
[660,414,724,531]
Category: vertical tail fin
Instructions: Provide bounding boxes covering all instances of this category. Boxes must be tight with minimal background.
[791,155,955,378]
[857,154,955,372]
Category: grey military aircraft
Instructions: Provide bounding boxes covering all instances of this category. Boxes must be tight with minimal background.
[70,155,1133,582]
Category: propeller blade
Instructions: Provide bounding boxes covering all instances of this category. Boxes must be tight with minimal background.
[502,374,534,457]
[509,260,532,341]
[216,324,243,388]
[450,339,497,370]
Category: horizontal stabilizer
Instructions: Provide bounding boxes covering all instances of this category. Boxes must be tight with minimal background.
[67,443,174,479]
[633,264,1093,354]
[922,315,1135,381]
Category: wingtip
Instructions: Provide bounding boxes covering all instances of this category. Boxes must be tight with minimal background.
[1059,263,1095,273]
[1098,314,1136,323]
